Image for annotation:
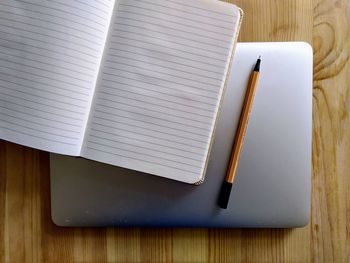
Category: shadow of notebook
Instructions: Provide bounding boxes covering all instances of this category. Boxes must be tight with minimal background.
[50,42,312,227]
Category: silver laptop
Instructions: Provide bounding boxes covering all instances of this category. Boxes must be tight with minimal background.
[50,42,313,227]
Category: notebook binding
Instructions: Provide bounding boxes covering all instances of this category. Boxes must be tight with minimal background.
[194,7,244,185]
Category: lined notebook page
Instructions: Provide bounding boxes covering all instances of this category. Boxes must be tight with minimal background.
[0,0,114,155]
[82,0,241,183]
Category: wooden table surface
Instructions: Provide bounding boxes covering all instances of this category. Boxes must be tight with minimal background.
[0,0,349,262]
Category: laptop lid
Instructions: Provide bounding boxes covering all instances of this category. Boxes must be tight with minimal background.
[50,42,312,227]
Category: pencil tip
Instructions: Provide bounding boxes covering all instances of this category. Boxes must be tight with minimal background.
[254,56,261,72]
[258,55,261,59]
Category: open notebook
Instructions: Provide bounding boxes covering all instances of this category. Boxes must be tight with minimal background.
[0,0,242,183]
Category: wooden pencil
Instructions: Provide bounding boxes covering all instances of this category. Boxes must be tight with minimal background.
[218,56,261,209]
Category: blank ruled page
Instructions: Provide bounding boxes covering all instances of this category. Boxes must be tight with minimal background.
[82,0,241,183]
[0,0,114,155]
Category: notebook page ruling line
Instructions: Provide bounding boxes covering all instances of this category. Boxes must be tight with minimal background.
[0,0,115,155]
[81,0,241,183]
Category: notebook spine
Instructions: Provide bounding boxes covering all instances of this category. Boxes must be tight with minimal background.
[194,7,244,185]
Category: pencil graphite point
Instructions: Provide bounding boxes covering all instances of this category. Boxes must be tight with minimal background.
[254,57,261,72]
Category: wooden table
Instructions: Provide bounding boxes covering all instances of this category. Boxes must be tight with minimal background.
[0,0,349,262]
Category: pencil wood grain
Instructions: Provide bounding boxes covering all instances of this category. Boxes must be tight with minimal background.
[0,0,349,262]
[226,70,260,183]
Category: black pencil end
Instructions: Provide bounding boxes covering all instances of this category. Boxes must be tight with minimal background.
[254,56,261,72]
[218,181,233,209]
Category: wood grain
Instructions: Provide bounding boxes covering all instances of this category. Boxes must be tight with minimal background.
[312,1,350,262]
[0,0,349,262]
